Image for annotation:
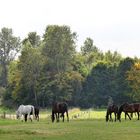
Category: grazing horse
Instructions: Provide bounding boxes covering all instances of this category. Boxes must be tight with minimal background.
[106,104,118,122]
[16,105,35,122]
[117,103,140,122]
[51,102,69,122]
[34,107,39,121]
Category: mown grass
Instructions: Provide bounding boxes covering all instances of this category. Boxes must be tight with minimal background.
[0,109,140,140]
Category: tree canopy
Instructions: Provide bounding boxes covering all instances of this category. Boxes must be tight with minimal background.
[0,25,139,108]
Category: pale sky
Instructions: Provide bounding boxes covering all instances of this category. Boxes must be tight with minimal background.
[0,0,140,57]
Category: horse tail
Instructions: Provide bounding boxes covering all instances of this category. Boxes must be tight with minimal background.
[63,103,69,122]
[51,110,55,122]
[31,106,35,120]
[66,110,69,122]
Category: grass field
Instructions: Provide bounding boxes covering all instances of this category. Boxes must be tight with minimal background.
[0,109,140,140]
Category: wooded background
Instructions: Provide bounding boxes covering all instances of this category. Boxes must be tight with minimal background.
[0,25,140,108]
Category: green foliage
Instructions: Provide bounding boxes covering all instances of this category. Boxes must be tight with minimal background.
[127,61,140,101]
[22,32,40,47]
[15,42,44,105]
[115,57,135,103]
[0,27,21,87]
[42,25,77,73]
[72,53,88,77]
[1,25,140,108]
[82,62,118,107]
[81,37,104,72]
[104,50,122,65]
[81,37,98,55]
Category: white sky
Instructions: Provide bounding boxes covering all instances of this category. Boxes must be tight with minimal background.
[0,0,140,57]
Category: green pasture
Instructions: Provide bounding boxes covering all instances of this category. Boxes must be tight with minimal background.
[0,109,140,140]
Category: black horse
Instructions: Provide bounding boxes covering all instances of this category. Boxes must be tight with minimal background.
[118,102,140,122]
[106,104,118,122]
[25,106,39,121]
[34,107,39,121]
[51,102,69,122]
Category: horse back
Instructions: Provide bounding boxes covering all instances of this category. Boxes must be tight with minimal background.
[58,102,68,112]
[19,105,34,114]
[107,104,118,113]
[52,102,68,113]
[132,103,140,111]
[124,104,135,112]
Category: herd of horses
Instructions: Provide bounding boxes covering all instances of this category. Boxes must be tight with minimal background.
[16,101,140,123]
[16,101,69,122]
[106,103,140,122]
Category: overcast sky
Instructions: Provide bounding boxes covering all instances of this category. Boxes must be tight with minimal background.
[0,0,140,57]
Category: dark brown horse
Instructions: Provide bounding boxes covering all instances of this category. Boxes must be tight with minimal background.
[51,102,69,122]
[106,104,118,122]
[117,103,140,122]
[34,107,39,121]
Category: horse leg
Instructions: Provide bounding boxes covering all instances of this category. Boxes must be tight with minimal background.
[66,111,69,122]
[35,114,39,121]
[34,113,36,120]
[24,114,28,122]
[55,113,59,122]
[62,113,64,122]
[131,113,133,118]
[117,112,121,122]
[110,113,113,122]
[118,114,121,122]
[36,111,39,121]
[125,113,127,120]
[57,113,60,122]
[137,112,139,120]
[106,114,108,122]
[51,112,55,122]
[109,114,111,121]
[28,113,32,122]
[126,112,131,120]
[54,113,57,122]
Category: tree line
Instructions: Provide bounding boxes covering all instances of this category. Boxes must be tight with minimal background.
[0,25,140,108]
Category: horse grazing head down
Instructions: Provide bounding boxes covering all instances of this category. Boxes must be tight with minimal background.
[106,104,118,122]
[16,105,24,119]
[16,110,21,119]
[16,105,35,122]
[51,101,69,123]
[117,102,135,121]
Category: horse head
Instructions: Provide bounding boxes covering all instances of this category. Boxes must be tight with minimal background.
[117,103,128,121]
[16,110,21,119]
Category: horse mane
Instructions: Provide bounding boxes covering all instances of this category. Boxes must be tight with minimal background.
[118,103,128,114]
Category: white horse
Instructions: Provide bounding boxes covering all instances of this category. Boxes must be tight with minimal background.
[16,105,35,122]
